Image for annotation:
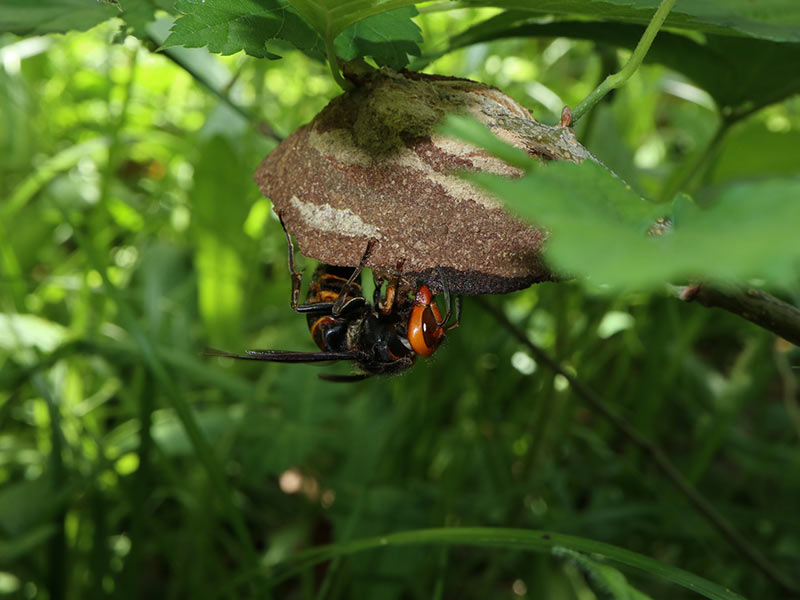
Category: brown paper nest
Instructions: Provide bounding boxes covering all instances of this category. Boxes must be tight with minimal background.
[255,68,595,295]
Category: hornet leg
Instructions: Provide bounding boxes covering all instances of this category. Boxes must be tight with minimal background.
[332,239,376,316]
[378,258,405,316]
[278,211,303,311]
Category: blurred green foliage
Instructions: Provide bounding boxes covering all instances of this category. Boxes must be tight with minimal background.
[1,4,799,600]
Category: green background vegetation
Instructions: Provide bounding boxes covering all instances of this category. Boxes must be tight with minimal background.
[1,2,799,599]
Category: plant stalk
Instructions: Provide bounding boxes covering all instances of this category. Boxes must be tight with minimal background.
[326,37,352,91]
[572,0,676,122]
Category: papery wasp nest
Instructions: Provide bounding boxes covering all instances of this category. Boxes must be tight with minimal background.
[255,68,595,295]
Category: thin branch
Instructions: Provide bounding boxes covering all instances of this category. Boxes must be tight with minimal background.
[476,297,800,595]
[679,284,800,347]
[571,0,676,122]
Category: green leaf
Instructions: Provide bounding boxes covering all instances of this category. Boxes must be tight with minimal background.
[470,164,800,289]
[191,135,252,344]
[554,546,654,600]
[163,0,322,59]
[445,115,800,289]
[164,0,421,68]
[151,407,237,456]
[693,37,800,118]
[432,19,800,119]
[0,525,58,563]
[334,7,421,69]
[672,179,800,284]
[287,0,417,41]
[437,114,534,171]
[711,122,800,183]
[117,0,173,38]
[263,527,745,600]
[0,0,118,35]
[461,0,800,43]
[0,475,70,537]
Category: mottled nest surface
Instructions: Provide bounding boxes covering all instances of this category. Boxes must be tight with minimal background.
[255,68,594,295]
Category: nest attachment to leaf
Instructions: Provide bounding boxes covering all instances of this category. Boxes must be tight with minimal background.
[255,68,594,295]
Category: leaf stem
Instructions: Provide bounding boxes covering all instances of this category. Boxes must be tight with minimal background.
[571,0,676,122]
[325,37,351,91]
